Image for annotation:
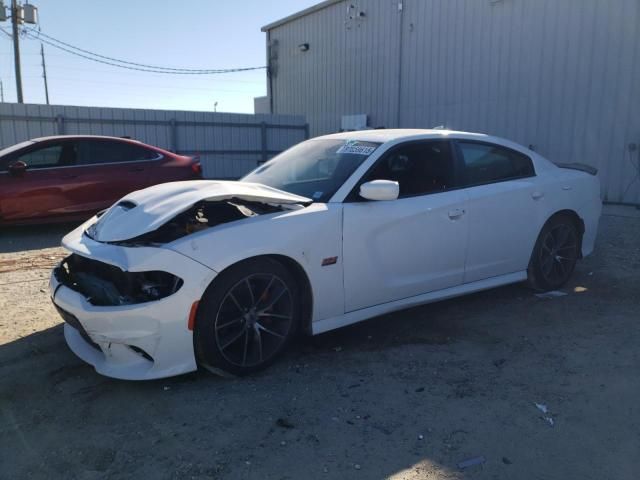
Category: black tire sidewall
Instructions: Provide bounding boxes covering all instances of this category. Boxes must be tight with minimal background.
[194,257,301,376]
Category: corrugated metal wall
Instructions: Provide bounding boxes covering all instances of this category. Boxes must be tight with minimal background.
[267,0,640,204]
[0,103,308,179]
[269,0,402,135]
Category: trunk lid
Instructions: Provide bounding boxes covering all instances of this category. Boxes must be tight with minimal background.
[86,180,311,242]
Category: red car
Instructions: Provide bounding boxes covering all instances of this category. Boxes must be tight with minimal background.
[0,135,202,225]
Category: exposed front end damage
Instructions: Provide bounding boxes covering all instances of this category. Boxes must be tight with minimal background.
[50,181,311,380]
[54,254,184,306]
[83,180,311,243]
[50,222,216,380]
[104,198,285,246]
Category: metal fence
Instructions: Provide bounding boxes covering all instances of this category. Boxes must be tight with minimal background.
[0,103,309,178]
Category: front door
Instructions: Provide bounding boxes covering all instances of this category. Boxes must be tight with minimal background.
[0,139,80,223]
[342,140,467,312]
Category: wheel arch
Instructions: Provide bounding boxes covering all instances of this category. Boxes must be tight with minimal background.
[264,254,314,336]
[544,209,585,258]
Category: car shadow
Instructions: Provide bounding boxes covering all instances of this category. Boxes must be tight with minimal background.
[0,222,80,254]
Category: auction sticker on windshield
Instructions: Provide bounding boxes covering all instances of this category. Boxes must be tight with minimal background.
[336,141,377,156]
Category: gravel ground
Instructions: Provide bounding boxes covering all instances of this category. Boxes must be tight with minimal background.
[1,207,639,480]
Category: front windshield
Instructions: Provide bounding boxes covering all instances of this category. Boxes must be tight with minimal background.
[241,139,381,202]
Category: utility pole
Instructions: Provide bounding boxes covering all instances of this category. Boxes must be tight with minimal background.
[2,1,38,103]
[0,78,4,102]
[40,43,49,104]
[10,0,23,103]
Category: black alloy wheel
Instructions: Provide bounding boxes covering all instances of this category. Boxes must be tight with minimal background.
[195,258,300,376]
[214,273,294,368]
[528,215,580,291]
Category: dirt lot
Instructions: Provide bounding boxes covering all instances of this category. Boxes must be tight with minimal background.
[1,207,639,480]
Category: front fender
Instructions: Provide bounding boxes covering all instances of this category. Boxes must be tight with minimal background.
[167,203,345,323]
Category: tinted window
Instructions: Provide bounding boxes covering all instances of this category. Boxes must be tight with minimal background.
[78,140,158,165]
[362,141,456,198]
[13,142,77,169]
[458,142,534,186]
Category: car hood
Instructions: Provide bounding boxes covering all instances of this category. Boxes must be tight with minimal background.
[87,180,311,243]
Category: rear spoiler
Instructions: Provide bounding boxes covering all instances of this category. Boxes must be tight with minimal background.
[555,163,598,176]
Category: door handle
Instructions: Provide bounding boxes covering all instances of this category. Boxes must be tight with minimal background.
[448,208,465,219]
[531,191,544,200]
[129,167,145,172]
[62,174,79,179]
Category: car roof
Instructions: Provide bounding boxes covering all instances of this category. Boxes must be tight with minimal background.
[29,135,147,144]
[318,128,490,143]
[317,128,543,160]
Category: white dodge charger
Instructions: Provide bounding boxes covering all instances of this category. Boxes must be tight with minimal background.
[50,129,601,379]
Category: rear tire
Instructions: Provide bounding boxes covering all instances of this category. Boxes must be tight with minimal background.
[194,257,300,376]
[527,215,580,291]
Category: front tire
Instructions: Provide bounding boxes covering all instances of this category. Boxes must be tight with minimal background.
[195,258,300,376]
[528,215,580,291]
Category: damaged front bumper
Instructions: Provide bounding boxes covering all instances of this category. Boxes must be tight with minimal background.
[50,220,217,380]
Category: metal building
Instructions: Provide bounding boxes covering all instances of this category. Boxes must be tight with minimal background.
[261,0,640,204]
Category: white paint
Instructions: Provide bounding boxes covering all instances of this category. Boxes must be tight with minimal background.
[343,188,467,311]
[358,180,399,201]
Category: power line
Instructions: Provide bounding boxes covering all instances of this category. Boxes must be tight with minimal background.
[29,28,254,73]
[22,28,266,75]
[42,64,265,83]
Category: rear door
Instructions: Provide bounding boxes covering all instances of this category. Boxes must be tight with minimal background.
[76,139,160,210]
[342,140,468,312]
[454,140,542,282]
[0,139,82,223]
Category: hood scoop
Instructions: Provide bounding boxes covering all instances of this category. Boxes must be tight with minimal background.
[87,180,311,243]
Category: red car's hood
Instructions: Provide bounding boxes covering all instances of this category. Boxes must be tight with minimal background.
[85,180,311,242]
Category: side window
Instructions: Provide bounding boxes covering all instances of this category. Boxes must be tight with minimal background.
[363,141,456,198]
[79,140,159,165]
[458,142,534,186]
[14,142,77,169]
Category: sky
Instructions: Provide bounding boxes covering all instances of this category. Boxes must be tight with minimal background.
[0,0,318,113]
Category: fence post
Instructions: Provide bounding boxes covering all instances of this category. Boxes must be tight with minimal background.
[169,118,177,152]
[55,114,65,135]
[260,122,268,163]
[304,123,310,139]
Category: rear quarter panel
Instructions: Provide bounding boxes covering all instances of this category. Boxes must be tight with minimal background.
[534,160,602,257]
[149,153,199,185]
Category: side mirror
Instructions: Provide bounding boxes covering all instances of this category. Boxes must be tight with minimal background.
[359,180,399,201]
[8,161,28,177]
